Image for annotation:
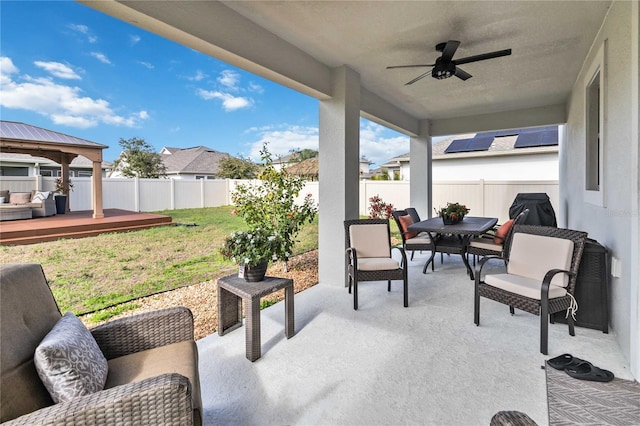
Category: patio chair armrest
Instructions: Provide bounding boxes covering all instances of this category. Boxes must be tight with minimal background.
[474,254,506,283]
[346,247,359,269]
[3,373,193,426]
[391,245,408,264]
[91,307,194,359]
[541,268,574,297]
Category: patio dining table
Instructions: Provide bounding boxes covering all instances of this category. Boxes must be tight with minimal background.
[408,216,498,280]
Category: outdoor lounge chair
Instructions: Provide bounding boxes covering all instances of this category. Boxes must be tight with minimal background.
[344,219,408,310]
[474,225,588,354]
[1,263,203,425]
[466,209,530,265]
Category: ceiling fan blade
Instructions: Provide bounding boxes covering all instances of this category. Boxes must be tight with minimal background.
[454,67,472,81]
[441,40,460,62]
[453,49,512,66]
[405,71,431,85]
[386,64,435,69]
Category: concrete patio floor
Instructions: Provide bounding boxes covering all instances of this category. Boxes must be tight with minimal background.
[197,253,633,425]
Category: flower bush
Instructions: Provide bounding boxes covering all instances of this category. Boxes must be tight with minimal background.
[436,202,470,220]
[368,194,394,219]
[228,143,318,269]
[220,228,284,266]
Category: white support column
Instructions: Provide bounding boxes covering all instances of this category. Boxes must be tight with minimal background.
[318,66,361,286]
[409,120,432,219]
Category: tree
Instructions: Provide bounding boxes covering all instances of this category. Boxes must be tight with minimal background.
[216,155,259,179]
[112,137,167,178]
[289,148,318,163]
[231,143,318,271]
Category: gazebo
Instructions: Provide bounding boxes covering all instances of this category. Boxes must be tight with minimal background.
[0,121,106,219]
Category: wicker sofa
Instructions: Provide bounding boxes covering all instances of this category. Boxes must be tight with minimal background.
[0,190,56,219]
[0,263,202,425]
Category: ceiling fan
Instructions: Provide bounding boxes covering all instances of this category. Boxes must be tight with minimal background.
[387,40,512,85]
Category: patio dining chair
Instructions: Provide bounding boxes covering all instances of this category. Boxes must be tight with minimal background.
[392,209,433,262]
[344,219,408,310]
[466,209,530,265]
[474,225,588,354]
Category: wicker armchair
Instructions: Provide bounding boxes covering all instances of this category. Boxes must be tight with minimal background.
[466,209,530,264]
[345,219,408,310]
[473,225,588,354]
[1,263,202,425]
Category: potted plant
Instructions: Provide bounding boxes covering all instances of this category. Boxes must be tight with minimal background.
[436,202,470,225]
[220,227,284,282]
[54,177,73,214]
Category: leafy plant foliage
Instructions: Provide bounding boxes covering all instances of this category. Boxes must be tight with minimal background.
[216,155,259,179]
[112,137,167,178]
[368,194,394,219]
[228,143,318,268]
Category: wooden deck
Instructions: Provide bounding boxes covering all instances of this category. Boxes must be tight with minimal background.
[0,209,173,245]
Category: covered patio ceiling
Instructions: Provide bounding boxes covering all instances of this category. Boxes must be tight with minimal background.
[80,1,611,136]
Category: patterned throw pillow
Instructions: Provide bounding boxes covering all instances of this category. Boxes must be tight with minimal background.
[34,312,108,403]
[31,191,50,203]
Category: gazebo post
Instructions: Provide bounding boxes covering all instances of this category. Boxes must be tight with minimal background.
[92,160,104,219]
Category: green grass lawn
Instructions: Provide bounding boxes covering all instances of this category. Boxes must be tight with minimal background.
[0,206,318,316]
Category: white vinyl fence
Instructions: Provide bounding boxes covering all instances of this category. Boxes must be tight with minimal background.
[0,176,558,224]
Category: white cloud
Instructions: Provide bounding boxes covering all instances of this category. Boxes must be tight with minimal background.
[188,70,207,81]
[359,121,409,166]
[196,89,253,111]
[0,57,19,77]
[196,69,259,112]
[90,52,111,64]
[130,34,141,45]
[1,57,149,129]
[248,82,264,94]
[218,70,240,89]
[34,61,81,80]
[138,61,154,69]
[245,125,319,161]
[68,24,97,43]
[244,121,409,165]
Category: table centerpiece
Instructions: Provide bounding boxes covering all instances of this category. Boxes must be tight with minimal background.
[436,202,470,225]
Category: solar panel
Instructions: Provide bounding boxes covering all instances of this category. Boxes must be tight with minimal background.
[445,136,494,153]
[514,128,559,148]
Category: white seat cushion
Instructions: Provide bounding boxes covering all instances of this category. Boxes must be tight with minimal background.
[406,232,431,245]
[484,273,568,300]
[469,236,502,252]
[357,257,399,271]
[507,233,574,287]
[349,224,390,258]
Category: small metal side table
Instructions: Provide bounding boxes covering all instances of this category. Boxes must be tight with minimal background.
[217,274,294,361]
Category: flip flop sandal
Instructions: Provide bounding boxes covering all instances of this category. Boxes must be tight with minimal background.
[547,353,586,370]
[565,361,615,382]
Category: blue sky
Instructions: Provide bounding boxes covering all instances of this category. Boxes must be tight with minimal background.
[0,1,410,165]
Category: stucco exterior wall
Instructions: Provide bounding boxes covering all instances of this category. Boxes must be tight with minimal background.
[563,1,638,374]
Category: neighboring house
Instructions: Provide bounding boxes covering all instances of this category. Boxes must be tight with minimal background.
[378,126,559,181]
[160,146,231,179]
[110,145,231,179]
[286,157,319,180]
[0,151,112,178]
[282,155,370,180]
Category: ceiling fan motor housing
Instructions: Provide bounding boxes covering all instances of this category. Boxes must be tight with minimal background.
[432,58,456,79]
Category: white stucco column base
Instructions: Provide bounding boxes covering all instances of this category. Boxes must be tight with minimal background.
[318,66,361,286]
[410,121,432,219]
